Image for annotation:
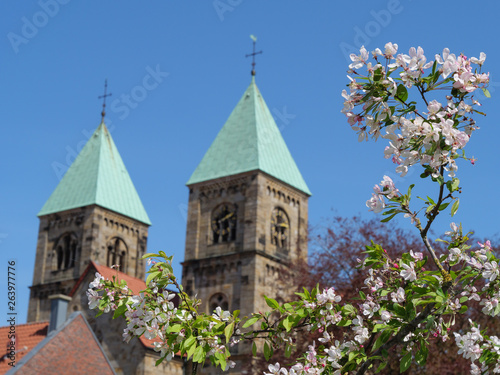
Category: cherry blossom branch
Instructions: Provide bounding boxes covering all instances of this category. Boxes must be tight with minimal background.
[84,43,497,375]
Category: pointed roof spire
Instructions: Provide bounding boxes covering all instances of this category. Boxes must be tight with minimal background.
[38,123,151,225]
[187,78,311,196]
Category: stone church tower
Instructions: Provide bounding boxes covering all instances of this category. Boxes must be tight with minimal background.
[28,121,151,322]
[182,75,311,373]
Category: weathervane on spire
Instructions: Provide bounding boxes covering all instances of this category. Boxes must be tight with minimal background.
[98,79,112,123]
[245,35,262,76]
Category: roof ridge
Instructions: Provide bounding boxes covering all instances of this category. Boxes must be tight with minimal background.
[10,320,49,327]
[94,123,105,206]
[251,80,262,172]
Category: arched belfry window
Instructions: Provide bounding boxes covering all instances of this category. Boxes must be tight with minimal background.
[107,237,128,269]
[209,293,229,313]
[211,204,237,244]
[271,207,289,249]
[53,233,78,271]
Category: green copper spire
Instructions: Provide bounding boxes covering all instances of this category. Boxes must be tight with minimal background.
[187,78,311,195]
[38,123,151,225]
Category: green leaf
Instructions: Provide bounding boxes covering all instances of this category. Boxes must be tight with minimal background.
[376,361,388,373]
[459,296,468,304]
[482,88,491,98]
[283,316,293,332]
[436,288,446,299]
[406,301,416,321]
[113,302,128,319]
[146,270,161,287]
[193,345,205,363]
[295,308,307,318]
[412,286,428,295]
[494,302,500,317]
[415,344,428,365]
[336,318,352,327]
[264,296,280,310]
[242,316,260,328]
[184,336,196,350]
[187,342,197,359]
[396,84,408,102]
[438,202,450,211]
[169,324,182,333]
[431,60,437,75]
[381,213,398,222]
[155,356,166,366]
[400,351,412,373]
[342,304,357,317]
[141,253,159,260]
[432,174,444,186]
[372,330,392,352]
[224,322,234,343]
[392,303,406,318]
[252,342,257,356]
[407,184,415,197]
[381,349,389,358]
[451,199,460,216]
[382,208,398,215]
[372,323,387,333]
[218,355,227,371]
[264,342,273,361]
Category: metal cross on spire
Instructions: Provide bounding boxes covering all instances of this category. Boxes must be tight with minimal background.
[98,79,112,123]
[245,35,262,76]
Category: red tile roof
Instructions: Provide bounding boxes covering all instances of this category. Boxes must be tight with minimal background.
[0,321,48,374]
[70,261,147,297]
[11,313,115,374]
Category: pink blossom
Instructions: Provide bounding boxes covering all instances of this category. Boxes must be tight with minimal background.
[400,262,417,282]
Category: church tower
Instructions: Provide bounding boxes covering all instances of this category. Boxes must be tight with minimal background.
[28,121,151,322]
[182,75,311,372]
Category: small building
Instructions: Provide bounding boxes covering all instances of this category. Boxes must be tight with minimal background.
[6,311,116,375]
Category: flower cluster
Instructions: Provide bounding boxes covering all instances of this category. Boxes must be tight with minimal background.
[86,256,239,370]
[453,324,500,374]
[343,43,488,179]
[366,175,399,213]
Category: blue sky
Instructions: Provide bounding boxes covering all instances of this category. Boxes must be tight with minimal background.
[1,1,499,324]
